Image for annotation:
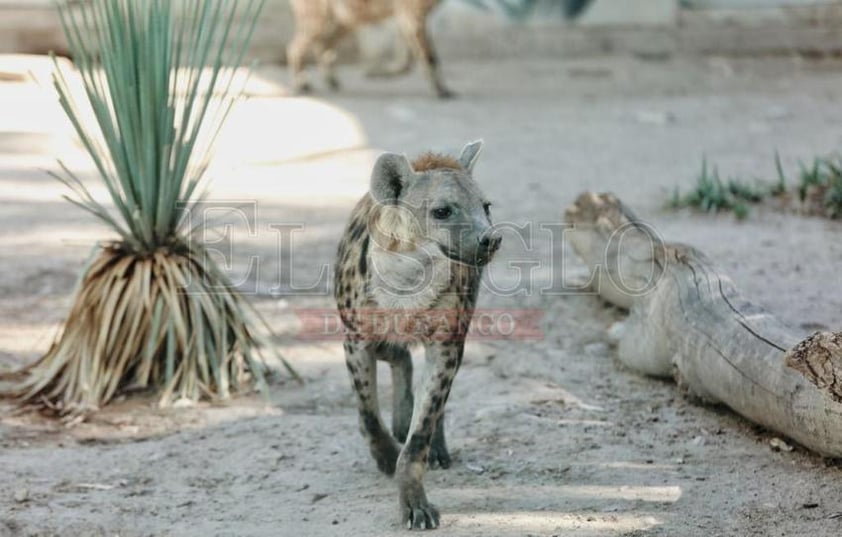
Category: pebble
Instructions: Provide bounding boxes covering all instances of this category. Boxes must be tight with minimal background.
[465,462,486,475]
[770,437,793,452]
[13,488,28,503]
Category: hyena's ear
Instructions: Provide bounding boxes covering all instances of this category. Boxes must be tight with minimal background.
[458,139,484,172]
[370,152,416,203]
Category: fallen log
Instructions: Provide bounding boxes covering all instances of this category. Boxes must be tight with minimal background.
[565,192,842,457]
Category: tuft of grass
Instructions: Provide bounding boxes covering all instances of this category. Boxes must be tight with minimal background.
[798,159,825,202]
[772,151,788,196]
[0,0,299,417]
[669,152,842,220]
[797,156,842,218]
[668,159,771,220]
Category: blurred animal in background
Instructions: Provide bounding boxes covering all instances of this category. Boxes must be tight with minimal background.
[287,0,454,98]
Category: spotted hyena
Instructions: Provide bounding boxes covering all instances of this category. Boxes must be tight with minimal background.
[287,0,453,98]
[334,141,501,529]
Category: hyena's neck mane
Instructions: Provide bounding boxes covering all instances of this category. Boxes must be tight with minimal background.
[411,152,463,173]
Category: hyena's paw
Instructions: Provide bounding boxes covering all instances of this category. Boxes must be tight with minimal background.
[400,493,440,530]
[373,438,401,476]
[428,440,451,470]
[435,87,456,100]
[292,80,313,95]
[325,75,341,92]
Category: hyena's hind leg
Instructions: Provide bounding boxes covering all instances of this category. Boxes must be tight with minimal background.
[382,344,414,443]
[429,412,451,469]
[344,339,401,475]
[395,13,453,99]
[366,39,415,79]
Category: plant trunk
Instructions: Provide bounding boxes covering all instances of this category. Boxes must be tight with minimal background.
[0,244,279,416]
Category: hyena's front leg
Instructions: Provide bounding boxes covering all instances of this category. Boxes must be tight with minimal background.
[386,344,451,469]
[287,30,317,94]
[388,345,450,468]
[344,339,401,475]
[313,25,349,91]
[396,341,461,530]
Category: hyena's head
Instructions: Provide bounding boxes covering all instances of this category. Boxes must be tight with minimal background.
[369,140,501,266]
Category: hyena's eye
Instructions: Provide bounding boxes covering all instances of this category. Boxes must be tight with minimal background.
[431,207,452,220]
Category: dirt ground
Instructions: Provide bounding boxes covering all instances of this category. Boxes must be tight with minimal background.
[2,54,842,536]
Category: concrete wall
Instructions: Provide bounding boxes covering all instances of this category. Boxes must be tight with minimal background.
[424,0,842,59]
[686,0,838,7]
[0,0,295,62]
[0,0,840,64]
[577,0,678,25]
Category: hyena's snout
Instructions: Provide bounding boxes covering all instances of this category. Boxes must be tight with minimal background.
[477,230,502,264]
[480,231,502,253]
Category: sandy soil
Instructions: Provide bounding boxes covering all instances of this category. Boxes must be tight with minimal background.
[2,54,842,536]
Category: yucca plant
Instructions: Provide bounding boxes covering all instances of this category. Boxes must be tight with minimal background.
[0,0,297,416]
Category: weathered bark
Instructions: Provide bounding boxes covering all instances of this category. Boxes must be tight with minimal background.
[565,192,842,457]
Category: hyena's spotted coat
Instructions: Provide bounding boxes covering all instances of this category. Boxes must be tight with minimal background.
[334,141,500,529]
[287,0,453,98]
